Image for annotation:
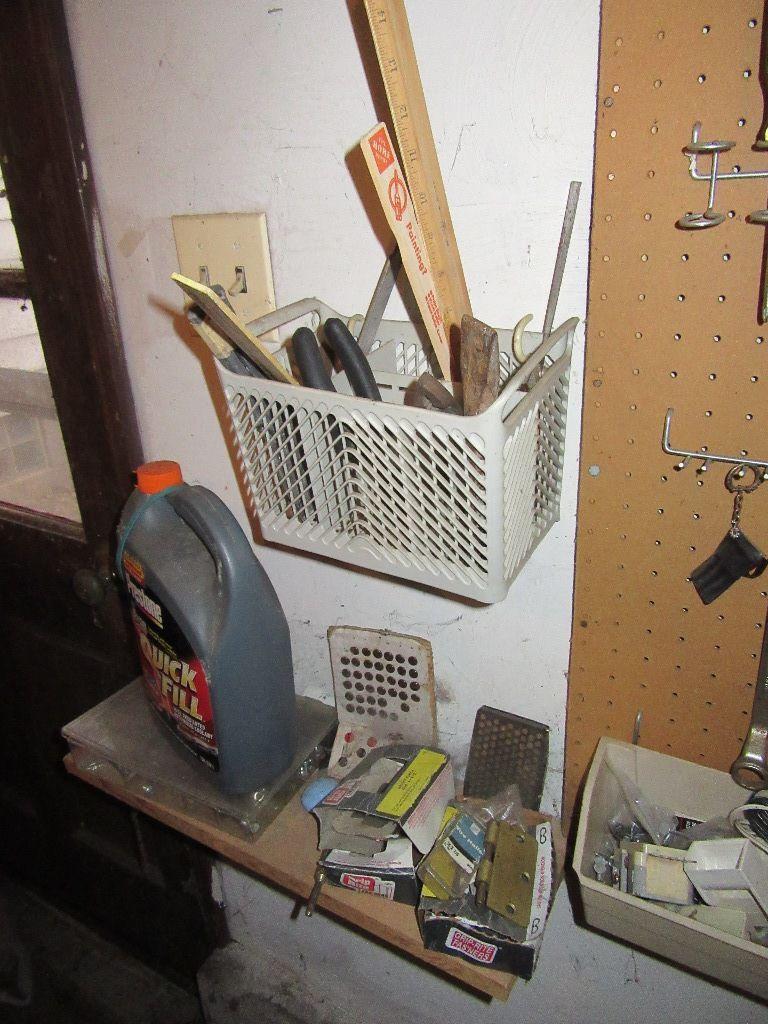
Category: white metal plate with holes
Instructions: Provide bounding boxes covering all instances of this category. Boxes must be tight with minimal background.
[326,626,438,779]
[171,212,277,338]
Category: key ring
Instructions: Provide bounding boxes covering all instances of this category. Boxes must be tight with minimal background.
[725,464,765,494]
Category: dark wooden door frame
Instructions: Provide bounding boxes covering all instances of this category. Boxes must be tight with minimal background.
[0,0,141,572]
[0,1,225,978]
[0,0,143,655]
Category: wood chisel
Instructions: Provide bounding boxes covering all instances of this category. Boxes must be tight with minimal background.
[172,273,297,385]
[363,0,471,339]
[460,314,500,415]
[360,122,453,381]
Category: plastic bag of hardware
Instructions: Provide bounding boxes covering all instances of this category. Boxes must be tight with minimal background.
[593,834,619,885]
[417,804,487,900]
[606,757,678,847]
[664,814,737,850]
[461,783,523,829]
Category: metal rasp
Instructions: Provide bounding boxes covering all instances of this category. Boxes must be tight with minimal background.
[463,706,549,810]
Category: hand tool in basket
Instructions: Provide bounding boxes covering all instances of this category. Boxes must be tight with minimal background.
[186,283,265,377]
[507,181,581,383]
[172,273,298,384]
[403,373,462,414]
[460,315,500,415]
[731,599,768,790]
[179,277,312,521]
[186,302,263,377]
[292,321,380,526]
[357,249,402,356]
[293,320,381,401]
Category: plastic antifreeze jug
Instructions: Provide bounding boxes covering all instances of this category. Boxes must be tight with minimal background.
[117,460,297,794]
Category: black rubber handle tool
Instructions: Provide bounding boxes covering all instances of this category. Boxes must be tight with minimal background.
[293,327,336,391]
[323,318,381,401]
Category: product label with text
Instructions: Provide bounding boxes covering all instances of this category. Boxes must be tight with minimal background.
[445,927,498,964]
[125,557,218,770]
[339,873,395,900]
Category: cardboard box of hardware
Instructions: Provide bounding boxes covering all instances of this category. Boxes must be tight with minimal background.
[311,744,453,907]
[320,836,419,905]
[313,744,454,858]
[419,819,553,977]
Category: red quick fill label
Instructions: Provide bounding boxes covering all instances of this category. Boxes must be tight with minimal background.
[125,558,219,770]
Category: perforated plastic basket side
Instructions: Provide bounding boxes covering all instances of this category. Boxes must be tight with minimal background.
[219,314,575,603]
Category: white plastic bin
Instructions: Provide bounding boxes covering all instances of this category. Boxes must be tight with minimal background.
[573,737,768,1000]
[218,301,576,604]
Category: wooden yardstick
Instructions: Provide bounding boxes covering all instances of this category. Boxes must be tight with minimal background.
[361,123,452,380]
[363,0,472,342]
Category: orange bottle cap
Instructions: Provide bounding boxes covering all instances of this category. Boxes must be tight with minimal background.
[136,460,183,494]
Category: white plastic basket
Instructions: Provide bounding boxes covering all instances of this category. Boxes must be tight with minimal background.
[217,300,576,604]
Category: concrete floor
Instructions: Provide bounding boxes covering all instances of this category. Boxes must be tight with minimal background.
[212,864,768,1024]
[0,879,202,1024]
[3,868,766,1024]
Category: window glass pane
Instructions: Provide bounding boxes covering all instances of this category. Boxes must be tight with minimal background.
[0,170,81,522]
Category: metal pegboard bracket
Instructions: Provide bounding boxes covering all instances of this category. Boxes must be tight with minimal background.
[662,407,768,475]
[678,121,768,230]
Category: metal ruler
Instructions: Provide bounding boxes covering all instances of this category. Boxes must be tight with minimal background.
[363,0,471,341]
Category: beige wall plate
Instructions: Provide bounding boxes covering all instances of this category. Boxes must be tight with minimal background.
[171,212,277,336]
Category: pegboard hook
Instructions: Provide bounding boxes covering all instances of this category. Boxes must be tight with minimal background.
[632,710,643,745]
[747,202,768,323]
[678,122,768,230]
[662,407,768,475]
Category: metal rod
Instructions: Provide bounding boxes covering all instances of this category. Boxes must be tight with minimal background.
[357,249,402,355]
[707,152,719,209]
[687,123,768,182]
[662,407,768,472]
[689,153,768,182]
[543,181,581,342]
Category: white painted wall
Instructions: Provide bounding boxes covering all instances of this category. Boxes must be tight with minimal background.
[65,1,764,1018]
[66,0,593,812]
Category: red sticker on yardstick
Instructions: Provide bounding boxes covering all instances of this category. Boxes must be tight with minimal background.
[388,167,408,221]
[368,126,395,173]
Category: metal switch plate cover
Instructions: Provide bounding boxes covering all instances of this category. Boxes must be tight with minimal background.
[463,705,549,809]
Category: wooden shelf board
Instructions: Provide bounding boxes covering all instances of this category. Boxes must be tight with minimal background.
[64,754,529,1000]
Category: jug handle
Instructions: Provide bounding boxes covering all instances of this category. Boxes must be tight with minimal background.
[167,487,254,597]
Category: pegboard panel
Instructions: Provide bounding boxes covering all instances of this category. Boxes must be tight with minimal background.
[565,1,768,819]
